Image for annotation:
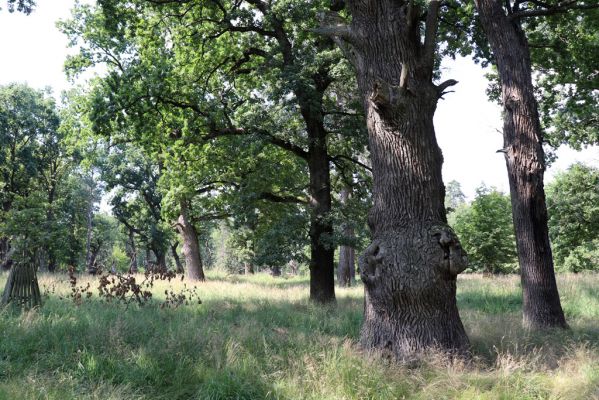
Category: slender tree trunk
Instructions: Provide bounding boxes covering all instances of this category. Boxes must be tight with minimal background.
[88,247,100,275]
[126,230,138,273]
[338,187,355,287]
[307,127,335,302]
[473,0,567,329]
[46,186,57,273]
[85,181,95,275]
[288,260,299,275]
[171,242,184,274]
[340,0,470,359]
[176,200,205,281]
[338,245,355,287]
[244,262,254,275]
[270,13,336,303]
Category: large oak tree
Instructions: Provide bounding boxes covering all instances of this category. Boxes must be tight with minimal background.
[320,0,470,359]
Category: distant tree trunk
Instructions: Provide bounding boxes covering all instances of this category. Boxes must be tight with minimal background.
[0,238,12,271]
[153,248,167,273]
[337,187,355,287]
[288,259,299,275]
[126,230,138,274]
[85,181,95,275]
[244,262,254,275]
[307,129,336,302]
[176,200,205,281]
[143,247,153,271]
[88,246,100,275]
[47,253,57,273]
[473,0,567,330]
[265,12,336,303]
[46,184,57,273]
[171,242,184,274]
[338,245,355,287]
[337,0,470,359]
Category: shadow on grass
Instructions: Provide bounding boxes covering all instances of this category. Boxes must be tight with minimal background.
[0,293,363,400]
[457,290,522,314]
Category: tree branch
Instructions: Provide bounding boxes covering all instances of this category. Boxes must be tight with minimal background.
[510,0,598,18]
[329,154,372,172]
[422,0,441,74]
[258,192,307,205]
[436,79,458,97]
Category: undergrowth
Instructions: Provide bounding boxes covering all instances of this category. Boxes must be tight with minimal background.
[0,272,597,399]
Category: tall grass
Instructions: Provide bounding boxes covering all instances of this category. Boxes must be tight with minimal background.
[0,272,598,399]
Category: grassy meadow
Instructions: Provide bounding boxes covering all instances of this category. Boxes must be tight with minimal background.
[0,271,598,400]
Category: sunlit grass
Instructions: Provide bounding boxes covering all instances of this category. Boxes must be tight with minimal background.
[0,271,598,399]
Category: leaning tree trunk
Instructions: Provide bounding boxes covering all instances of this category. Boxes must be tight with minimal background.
[171,243,184,274]
[331,0,470,360]
[176,201,205,281]
[473,0,567,329]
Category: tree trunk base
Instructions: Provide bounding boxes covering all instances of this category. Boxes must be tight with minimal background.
[359,226,470,361]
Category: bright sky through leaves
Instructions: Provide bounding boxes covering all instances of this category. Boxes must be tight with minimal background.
[0,0,596,200]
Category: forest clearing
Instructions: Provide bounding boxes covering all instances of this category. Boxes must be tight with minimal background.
[1,0,598,399]
[1,272,598,400]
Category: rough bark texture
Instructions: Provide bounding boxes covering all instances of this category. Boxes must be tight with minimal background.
[176,201,205,281]
[473,0,567,329]
[307,125,335,302]
[338,0,470,359]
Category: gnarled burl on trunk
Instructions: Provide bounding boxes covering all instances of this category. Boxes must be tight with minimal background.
[319,0,470,359]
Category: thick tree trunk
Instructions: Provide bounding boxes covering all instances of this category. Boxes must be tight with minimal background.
[343,0,470,359]
[176,201,205,281]
[338,187,355,287]
[171,243,184,274]
[473,0,567,329]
